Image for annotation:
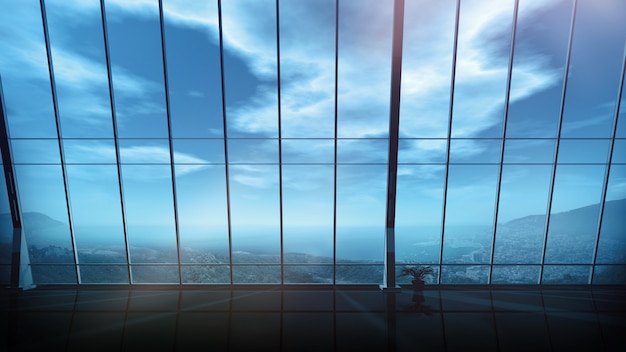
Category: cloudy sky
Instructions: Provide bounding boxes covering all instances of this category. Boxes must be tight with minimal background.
[0,0,624,258]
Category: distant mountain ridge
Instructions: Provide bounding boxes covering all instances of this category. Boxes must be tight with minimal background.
[505,198,626,237]
[0,198,624,246]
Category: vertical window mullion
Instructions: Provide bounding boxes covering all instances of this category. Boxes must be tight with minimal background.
[333,0,339,286]
[157,0,182,285]
[99,0,132,285]
[382,0,405,289]
[276,0,285,285]
[590,44,626,284]
[438,0,461,284]
[488,0,519,285]
[217,0,234,285]
[39,0,80,284]
[539,0,578,284]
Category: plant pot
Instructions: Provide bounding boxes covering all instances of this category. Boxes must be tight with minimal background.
[411,279,425,291]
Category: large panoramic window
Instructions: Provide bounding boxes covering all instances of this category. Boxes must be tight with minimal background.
[0,0,624,285]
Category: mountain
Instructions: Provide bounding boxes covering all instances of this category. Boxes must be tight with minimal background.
[504,198,626,237]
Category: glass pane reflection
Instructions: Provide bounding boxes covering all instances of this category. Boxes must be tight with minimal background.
[594,165,626,264]
[544,165,606,264]
[395,165,445,264]
[15,165,74,262]
[66,165,126,264]
[163,0,223,138]
[121,165,178,264]
[282,165,334,261]
[491,265,540,284]
[542,265,590,284]
[229,165,280,263]
[442,165,498,264]
[494,165,552,264]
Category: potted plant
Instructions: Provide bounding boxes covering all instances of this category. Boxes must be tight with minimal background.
[400,265,434,291]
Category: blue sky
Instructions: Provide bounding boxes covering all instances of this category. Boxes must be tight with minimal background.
[0,0,625,252]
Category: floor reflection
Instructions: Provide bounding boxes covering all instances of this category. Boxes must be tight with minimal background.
[1,286,624,351]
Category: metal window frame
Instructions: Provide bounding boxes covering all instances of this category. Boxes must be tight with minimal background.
[0,75,26,289]
[590,44,626,284]
[382,0,405,290]
[539,0,578,284]
[99,0,133,285]
[217,0,235,285]
[4,0,624,287]
[157,0,183,285]
[438,0,462,284]
[39,0,81,284]
[488,0,520,284]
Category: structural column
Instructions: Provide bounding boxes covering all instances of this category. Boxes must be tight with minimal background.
[382,0,405,290]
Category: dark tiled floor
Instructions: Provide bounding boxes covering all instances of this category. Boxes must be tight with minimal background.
[1,285,625,351]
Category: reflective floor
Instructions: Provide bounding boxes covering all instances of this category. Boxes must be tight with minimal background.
[1,285,625,351]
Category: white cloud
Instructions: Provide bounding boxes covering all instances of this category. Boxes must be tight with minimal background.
[65,143,209,179]
[187,90,204,97]
[1,0,570,189]
[230,165,277,189]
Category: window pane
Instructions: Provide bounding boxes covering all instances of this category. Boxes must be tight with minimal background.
[398,139,447,164]
[503,139,555,164]
[11,140,60,164]
[335,265,383,284]
[227,139,278,164]
[66,165,127,264]
[63,139,117,164]
[396,165,445,264]
[0,1,58,137]
[229,165,280,263]
[175,166,229,264]
[131,265,179,284]
[15,165,74,264]
[400,0,456,138]
[281,139,334,164]
[448,139,501,164]
[279,0,335,138]
[122,165,178,264]
[118,139,171,164]
[221,0,278,138]
[172,139,225,164]
[232,265,280,284]
[163,0,223,138]
[182,265,230,284]
[80,265,128,284]
[491,265,540,284]
[336,165,386,263]
[106,0,168,138]
[337,139,388,164]
[560,0,626,138]
[441,265,489,284]
[284,266,333,284]
[558,139,610,163]
[592,265,626,284]
[45,0,113,138]
[542,265,591,284]
[31,265,77,284]
[595,165,626,264]
[494,165,552,264]
[544,165,606,264]
[442,165,498,264]
[283,165,334,261]
[451,0,515,138]
[506,0,572,138]
[337,0,392,138]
